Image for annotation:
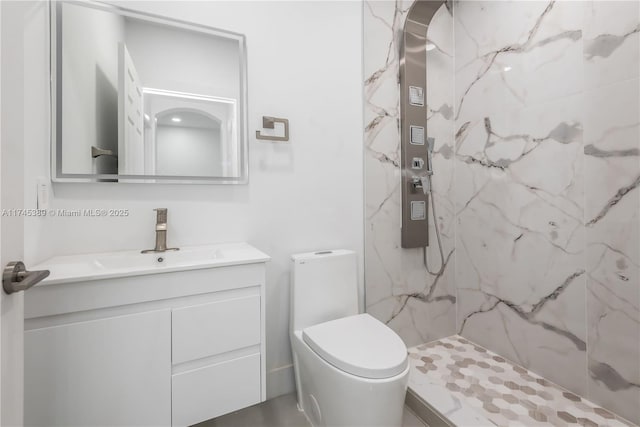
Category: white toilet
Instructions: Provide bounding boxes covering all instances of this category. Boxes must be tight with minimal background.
[290,250,409,427]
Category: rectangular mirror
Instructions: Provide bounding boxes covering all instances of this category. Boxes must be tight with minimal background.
[51,1,248,184]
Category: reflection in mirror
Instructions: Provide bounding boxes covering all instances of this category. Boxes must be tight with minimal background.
[53,1,247,184]
[141,89,237,178]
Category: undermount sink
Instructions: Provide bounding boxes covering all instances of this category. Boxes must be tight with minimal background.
[31,242,269,285]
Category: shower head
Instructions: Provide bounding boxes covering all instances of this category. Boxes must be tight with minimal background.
[426,137,435,174]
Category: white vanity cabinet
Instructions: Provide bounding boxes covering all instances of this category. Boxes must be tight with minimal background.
[24,245,268,427]
[170,294,262,426]
[25,309,173,426]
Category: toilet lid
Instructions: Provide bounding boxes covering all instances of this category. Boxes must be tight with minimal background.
[302,313,408,379]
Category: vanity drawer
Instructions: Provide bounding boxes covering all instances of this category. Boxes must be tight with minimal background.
[172,294,260,364]
[172,353,261,427]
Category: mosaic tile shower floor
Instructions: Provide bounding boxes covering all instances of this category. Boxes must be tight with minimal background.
[409,336,636,427]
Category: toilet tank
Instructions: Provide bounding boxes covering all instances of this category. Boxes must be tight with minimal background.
[290,250,358,332]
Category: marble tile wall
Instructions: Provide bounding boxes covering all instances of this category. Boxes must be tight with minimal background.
[583,1,640,422]
[364,0,457,347]
[453,1,640,423]
[454,0,588,398]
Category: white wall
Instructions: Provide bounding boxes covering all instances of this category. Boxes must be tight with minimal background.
[124,16,240,99]
[156,125,222,177]
[24,0,363,399]
[61,3,124,174]
[143,94,235,177]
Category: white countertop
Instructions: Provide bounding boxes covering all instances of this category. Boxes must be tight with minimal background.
[32,242,270,285]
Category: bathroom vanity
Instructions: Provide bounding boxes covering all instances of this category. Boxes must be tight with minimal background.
[24,243,269,427]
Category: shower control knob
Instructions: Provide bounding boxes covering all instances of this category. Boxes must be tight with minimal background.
[411,177,423,193]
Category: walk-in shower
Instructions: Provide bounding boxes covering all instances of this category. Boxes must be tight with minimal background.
[400,0,445,274]
[368,0,640,424]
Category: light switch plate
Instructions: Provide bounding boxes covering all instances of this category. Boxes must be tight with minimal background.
[36,177,50,210]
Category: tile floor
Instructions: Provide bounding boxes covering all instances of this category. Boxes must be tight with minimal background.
[409,336,637,427]
[196,393,427,427]
[195,335,637,427]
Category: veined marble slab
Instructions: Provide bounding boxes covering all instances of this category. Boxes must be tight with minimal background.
[453,1,639,423]
[364,0,457,348]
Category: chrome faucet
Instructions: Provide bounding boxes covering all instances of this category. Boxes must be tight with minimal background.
[142,208,179,253]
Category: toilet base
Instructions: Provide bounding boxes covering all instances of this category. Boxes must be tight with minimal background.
[291,331,409,427]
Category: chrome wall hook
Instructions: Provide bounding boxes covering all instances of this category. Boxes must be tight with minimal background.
[256,116,289,142]
[91,146,117,158]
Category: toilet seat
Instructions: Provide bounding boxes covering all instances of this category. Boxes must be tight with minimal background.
[302,313,408,379]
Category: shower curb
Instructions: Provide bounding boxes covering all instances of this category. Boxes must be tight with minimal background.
[405,388,454,427]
